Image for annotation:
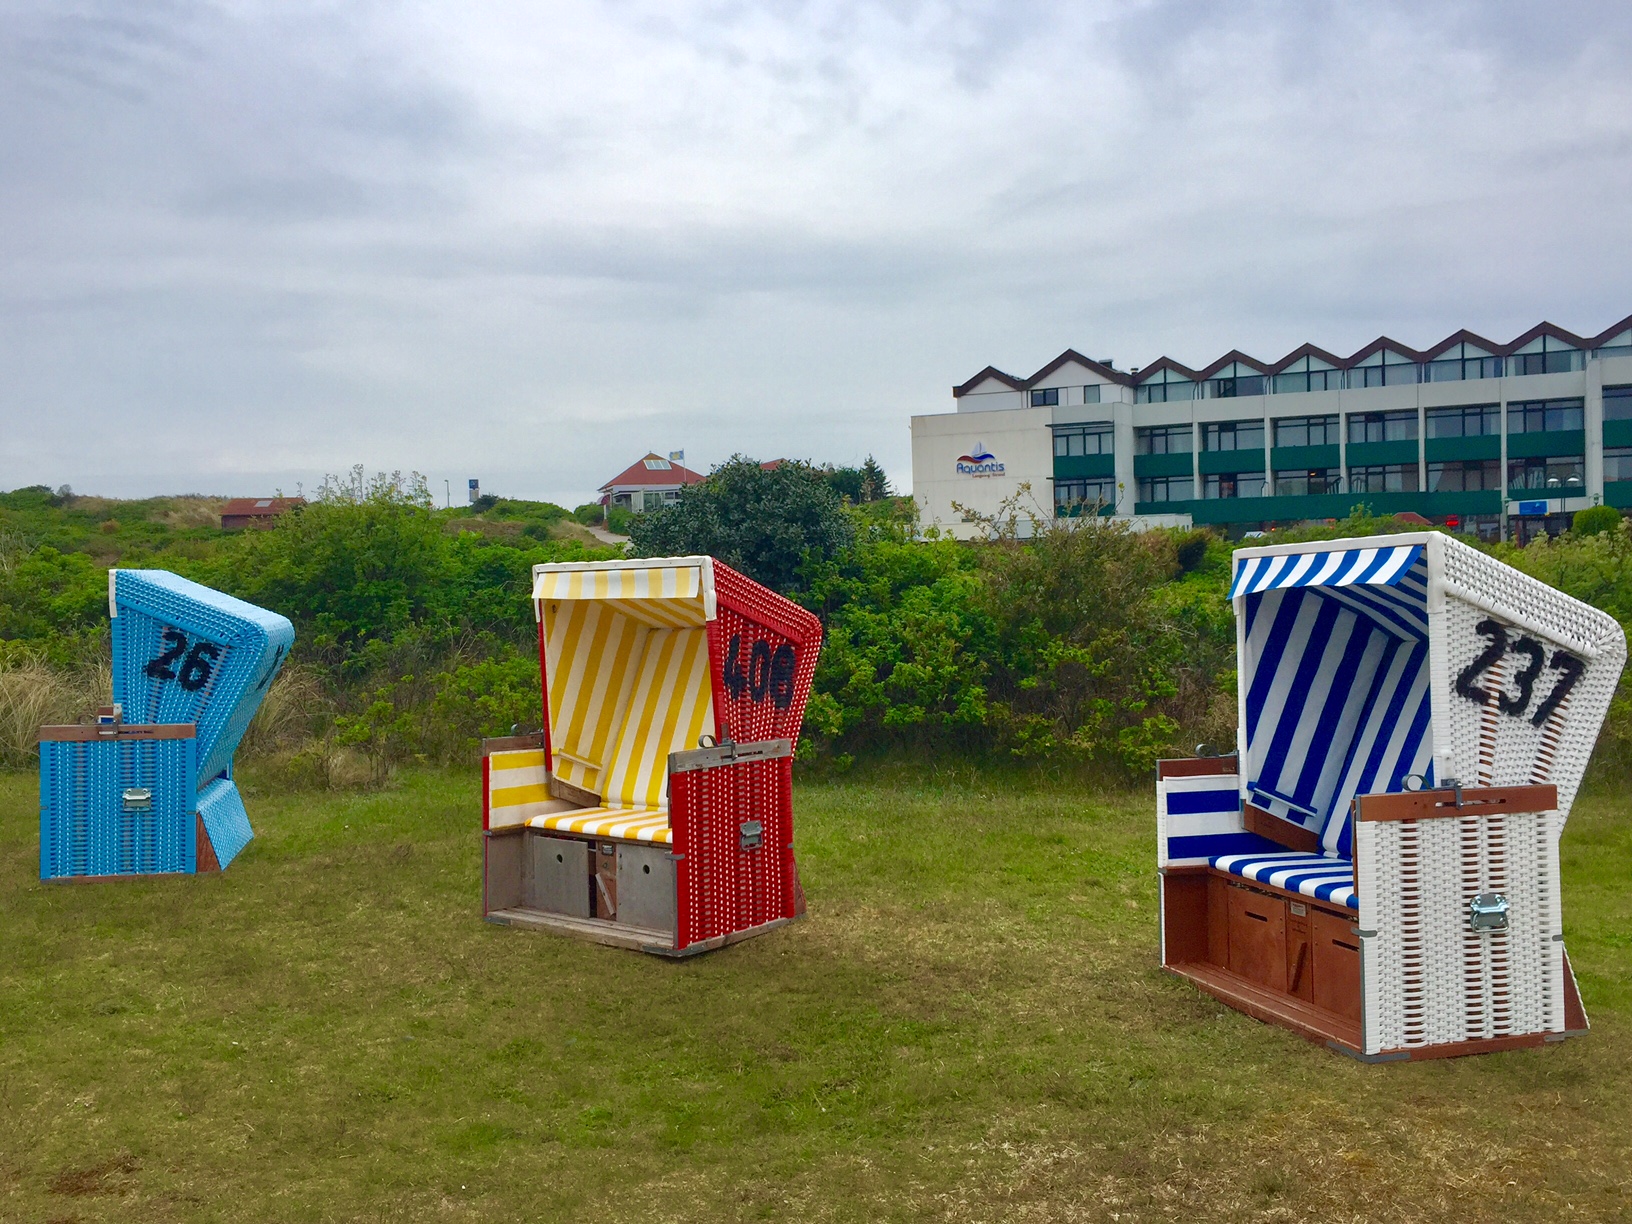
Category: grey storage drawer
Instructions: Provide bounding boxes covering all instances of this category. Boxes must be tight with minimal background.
[524,834,591,917]
[616,842,676,934]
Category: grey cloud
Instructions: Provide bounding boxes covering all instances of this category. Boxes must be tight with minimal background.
[2,1,1631,506]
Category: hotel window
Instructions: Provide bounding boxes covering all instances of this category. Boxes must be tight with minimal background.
[1082,384,1101,404]
[1135,424,1194,454]
[1507,398,1584,434]
[1428,460,1500,492]
[1425,343,1502,382]
[1272,357,1341,394]
[1204,365,1266,398]
[1604,448,1632,483]
[1030,387,1060,407]
[1274,468,1341,496]
[1055,478,1117,513]
[1203,471,1267,499]
[1595,332,1632,359]
[1348,464,1419,493]
[1507,456,1585,491]
[1345,351,1420,389]
[1604,386,1632,422]
[1273,415,1339,447]
[1509,336,1584,376]
[1053,423,1113,457]
[1137,475,1193,503]
[1347,410,1418,444]
[1202,420,1265,451]
[1135,371,1198,403]
[1426,404,1499,437]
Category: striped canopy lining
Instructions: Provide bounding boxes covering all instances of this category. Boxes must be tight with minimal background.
[534,565,707,629]
[1239,545,1435,857]
[542,598,714,810]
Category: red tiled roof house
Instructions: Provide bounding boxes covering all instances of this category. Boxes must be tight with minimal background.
[599,454,705,516]
[220,497,303,530]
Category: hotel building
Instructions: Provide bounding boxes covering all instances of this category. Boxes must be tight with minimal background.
[911,315,1632,540]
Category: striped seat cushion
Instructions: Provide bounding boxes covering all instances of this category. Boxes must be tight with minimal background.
[529,807,671,845]
[1209,852,1356,910]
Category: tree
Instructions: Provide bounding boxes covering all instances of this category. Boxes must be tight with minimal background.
[821,465,866,503]
[858,454,891,501]
[628,456,855,593]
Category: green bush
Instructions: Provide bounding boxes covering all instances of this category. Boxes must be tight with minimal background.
[1573,505,1622,537]
[630,456,853,594]
[5,469,1632,787]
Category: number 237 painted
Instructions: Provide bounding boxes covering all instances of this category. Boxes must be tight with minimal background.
[1456,618,1584,726]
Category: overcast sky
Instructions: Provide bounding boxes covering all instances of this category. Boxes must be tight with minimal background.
[3,1,1630,506]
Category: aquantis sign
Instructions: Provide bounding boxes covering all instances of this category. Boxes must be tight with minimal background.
[955,443,1005,476]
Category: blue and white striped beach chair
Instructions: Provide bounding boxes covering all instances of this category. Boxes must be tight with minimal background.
[1157,532,1624,1060]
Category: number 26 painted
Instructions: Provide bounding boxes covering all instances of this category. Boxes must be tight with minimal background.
[144,628,220,693]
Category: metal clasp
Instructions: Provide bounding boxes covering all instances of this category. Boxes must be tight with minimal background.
[122,787,153,811]
[1469,892,1509,932]
[739,820,763,851]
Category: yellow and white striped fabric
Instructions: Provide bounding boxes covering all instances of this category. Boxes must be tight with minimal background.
[534,565,707,629]
[528,806,671,844]
[543,601,648,796]
[487,748,552,827]
[600,625,714,808]
[527,561,717,844]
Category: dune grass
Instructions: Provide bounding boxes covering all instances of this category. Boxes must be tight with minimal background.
[0,767,1628,1222]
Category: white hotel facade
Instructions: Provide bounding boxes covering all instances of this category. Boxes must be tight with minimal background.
[912,315,1632,541]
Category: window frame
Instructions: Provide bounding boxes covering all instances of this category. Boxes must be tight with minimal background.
[1202,471,1267,499]
[1134,424,1195,455]
[1052,423,1114,458]
[1346,410,1419,445]
[1507,398,1585,435]
[1135,474,1195,503]
[1347,463,1420,494]
[1272,467,1341,497]
[1273,414,1339,448]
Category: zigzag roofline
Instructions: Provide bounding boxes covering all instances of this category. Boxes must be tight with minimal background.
[953,313,1632,396]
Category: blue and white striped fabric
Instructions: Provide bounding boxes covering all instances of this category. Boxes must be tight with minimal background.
[1230,544,1425,601]
[1210,852,1357,910]
[1158,772,1280,866]
[1237,546,1435,858]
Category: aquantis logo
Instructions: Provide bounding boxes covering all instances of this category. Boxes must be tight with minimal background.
[955,443,1005,476]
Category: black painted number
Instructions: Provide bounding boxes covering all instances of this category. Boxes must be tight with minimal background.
[144,628,189,681]
[768,643,797,710]
[723,634,748,699]
[1456,617,1584,726]
[1529,651,1585,727]
[144,629,219,693]
[1500,635,1545,716]
[1454,619,1507,703]
[255,644,286,692]
[721,633,797,709]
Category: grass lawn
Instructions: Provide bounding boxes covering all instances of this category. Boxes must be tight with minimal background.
[1,767,1629,1222]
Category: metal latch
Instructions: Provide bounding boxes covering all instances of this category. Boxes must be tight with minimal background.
[1469,892,1509,932]
[122,787,152,811]
[739,820,763,851]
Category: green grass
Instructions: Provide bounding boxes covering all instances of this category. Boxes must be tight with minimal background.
[1,769,1629,1222]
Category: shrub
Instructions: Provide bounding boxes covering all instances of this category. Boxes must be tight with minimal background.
[1573,504,1622,537]
[630,456,854,594]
